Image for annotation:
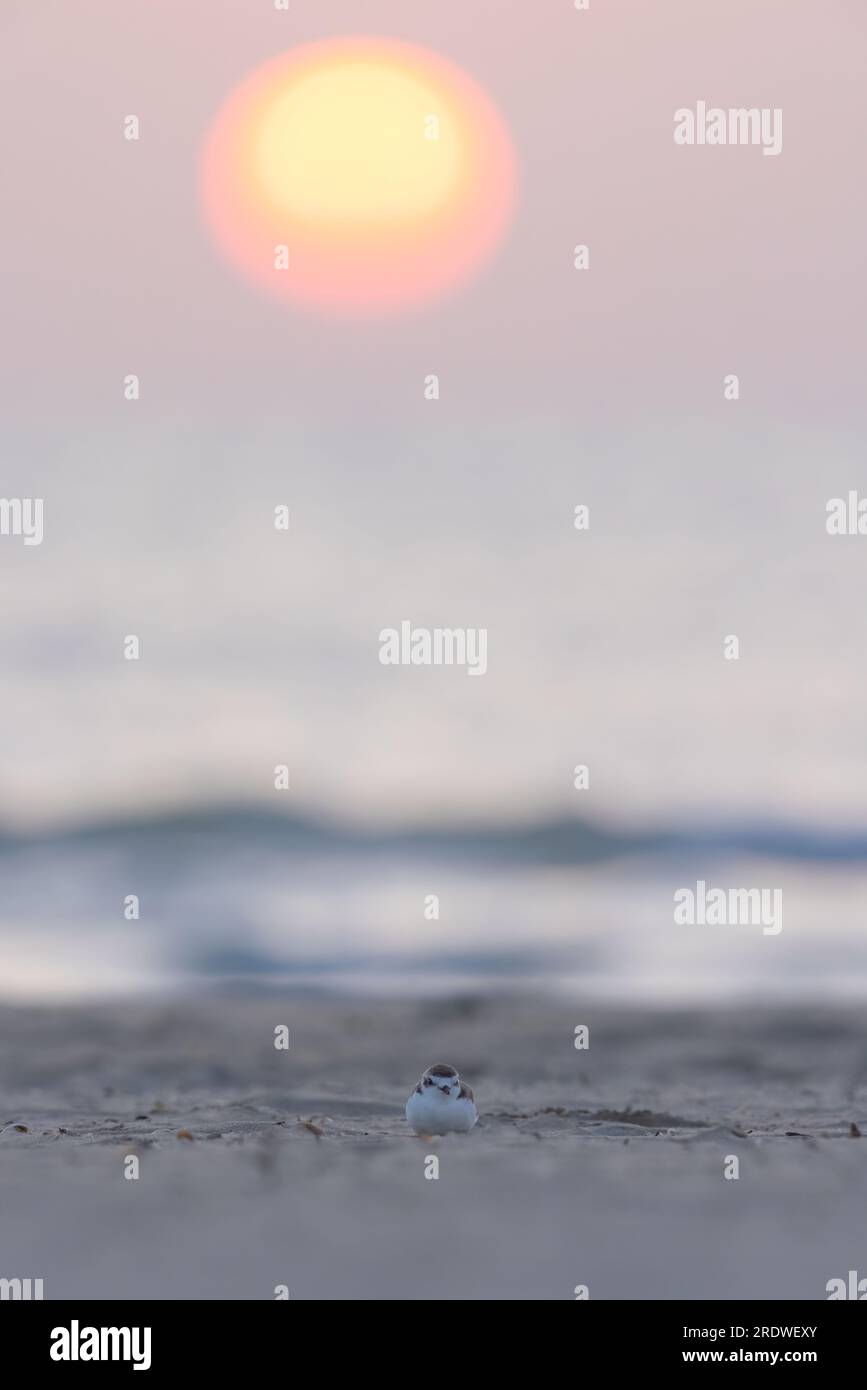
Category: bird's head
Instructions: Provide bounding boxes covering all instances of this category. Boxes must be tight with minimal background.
[423,1063,461,1098]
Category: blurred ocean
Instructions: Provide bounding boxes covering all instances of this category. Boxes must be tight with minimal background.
[2,807,866,1002]
[4,426,867,1008]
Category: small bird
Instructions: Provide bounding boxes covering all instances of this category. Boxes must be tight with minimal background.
[405,1063,478,1135]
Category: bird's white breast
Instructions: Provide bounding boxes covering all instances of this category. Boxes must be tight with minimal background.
[406,1087,477,1134]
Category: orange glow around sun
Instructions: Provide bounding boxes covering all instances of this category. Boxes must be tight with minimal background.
[200,38,516,314]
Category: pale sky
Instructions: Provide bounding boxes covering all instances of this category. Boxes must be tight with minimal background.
[1,1,866,830]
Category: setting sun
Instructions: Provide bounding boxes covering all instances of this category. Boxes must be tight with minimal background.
[201,38,516,313]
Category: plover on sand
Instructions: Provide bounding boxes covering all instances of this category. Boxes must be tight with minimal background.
[405,1063,478,1135]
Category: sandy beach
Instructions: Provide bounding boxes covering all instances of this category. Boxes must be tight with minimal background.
[1,994,865,1300]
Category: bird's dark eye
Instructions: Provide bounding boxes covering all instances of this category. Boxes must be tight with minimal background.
[424,1077,432,1086]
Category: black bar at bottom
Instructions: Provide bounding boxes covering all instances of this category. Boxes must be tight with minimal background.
[3,1299,863,1373]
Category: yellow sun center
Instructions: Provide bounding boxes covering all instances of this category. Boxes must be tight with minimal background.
[253,61,465,229]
